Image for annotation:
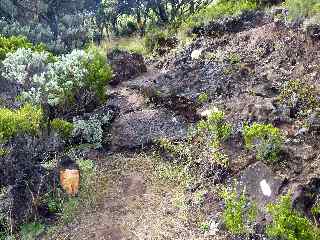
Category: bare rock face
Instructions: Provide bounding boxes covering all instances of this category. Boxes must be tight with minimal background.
[107,49,147,86]
[239,161,284,209]
[110,109,188,151]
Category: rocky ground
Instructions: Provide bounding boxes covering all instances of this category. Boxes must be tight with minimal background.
[1,6,320,240]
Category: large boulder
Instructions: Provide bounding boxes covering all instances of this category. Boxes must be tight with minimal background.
[110,109,188,150]
[239,161,284,209]
[107,49,147,85]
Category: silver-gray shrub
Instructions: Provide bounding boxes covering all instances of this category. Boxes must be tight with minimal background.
[2,48,91,106]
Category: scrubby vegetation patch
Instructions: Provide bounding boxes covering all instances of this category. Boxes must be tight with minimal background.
[243,123,283,163]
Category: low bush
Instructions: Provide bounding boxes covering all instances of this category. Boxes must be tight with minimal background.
[0,35,46,61]
[0,104,43,142]
[181,0,257,31]
[221,185,257,235]
[267,194,320,240]
[72,118,104,147]
[243,123,283,163]
[50,119,74,139]
[20,222,45,240]
[1,48,49,85]
[11,48,112,106]
[82,48,113,101]
[197,110,232,145]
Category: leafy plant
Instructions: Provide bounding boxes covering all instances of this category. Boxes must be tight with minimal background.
[83,48,113,101]
[197,92,209,104]
[50,119,74,139]
[159,109,231,167]
[266,194,320,240]
[20,222,45,240]
[0,35,46,61]
[199,221,210,232]
[0,104,43,142]
[0,148,10,157]
[243,123,283,163]
[221,185,257,235]
[197,110,232,145]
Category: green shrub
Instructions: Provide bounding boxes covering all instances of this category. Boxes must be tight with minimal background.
[228,52,241,64]
[0,148,9,157]
[197,110,232,145]
[197,92,209,104]
[50,119,74,139]
[284,0,320,21]
[83,48,113,101]
[0,104,43,142]
[267,194,320,240]
[0,35,46,61]
[221,185,257,235]
[243,123,283,163]
[182,0,257,31]
[20,222,45,240]
[279,79,319,114]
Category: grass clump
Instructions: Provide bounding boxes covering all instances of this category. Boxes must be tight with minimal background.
[267,194,320,240]
[243,123,283,163]
[50,119,74,139]
[0,104,43,142]
[100,37,147,55]
[221,185,257,235]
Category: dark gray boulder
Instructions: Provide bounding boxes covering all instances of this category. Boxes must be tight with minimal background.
[239,161,284,209]
[291,178,320,223]
[107,49,147,86]
[110,109,188,150]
